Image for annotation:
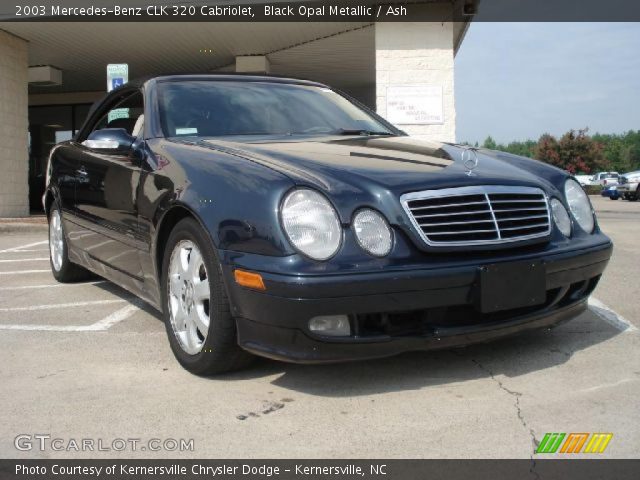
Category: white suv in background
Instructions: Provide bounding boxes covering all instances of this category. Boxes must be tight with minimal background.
[592,172,620,186]
[575,174,596,186]
[617,170,640,201]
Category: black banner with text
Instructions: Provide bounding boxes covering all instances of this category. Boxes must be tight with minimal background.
[1,459,640,480]
[3,0,640,22]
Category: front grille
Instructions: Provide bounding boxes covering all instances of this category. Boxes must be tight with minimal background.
[401,186,551,247]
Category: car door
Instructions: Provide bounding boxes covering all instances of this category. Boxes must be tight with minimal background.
[73,90,145,281]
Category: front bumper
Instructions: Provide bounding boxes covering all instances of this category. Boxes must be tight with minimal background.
[222,241,612,363]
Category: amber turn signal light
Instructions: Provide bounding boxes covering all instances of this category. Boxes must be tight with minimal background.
[234,269,266,291]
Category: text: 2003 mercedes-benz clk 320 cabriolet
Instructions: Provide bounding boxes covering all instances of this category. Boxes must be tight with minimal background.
[45,75,612,373]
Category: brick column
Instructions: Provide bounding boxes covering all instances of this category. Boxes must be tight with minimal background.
[375,17,456,142]
[0,29,29,217]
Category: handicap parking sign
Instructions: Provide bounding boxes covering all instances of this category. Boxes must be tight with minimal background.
[111,77,124,90]
[106,64,128,92]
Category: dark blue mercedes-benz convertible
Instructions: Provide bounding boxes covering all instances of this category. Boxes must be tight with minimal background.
[44,74,612,373]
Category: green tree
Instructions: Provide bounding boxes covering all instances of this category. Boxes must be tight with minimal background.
[534,128,604,174]
[463,129,640,173]
[482,136,497,150]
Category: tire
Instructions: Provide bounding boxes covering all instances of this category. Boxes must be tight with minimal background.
[48,203,92,282]
[610,196,618,200]
[631,187,640,202]
[161,217,254,375]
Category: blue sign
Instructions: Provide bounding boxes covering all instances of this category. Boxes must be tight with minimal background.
[106,64,128,92]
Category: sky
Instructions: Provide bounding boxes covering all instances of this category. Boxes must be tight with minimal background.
[454,23,640,145]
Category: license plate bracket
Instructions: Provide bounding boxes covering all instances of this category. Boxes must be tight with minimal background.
[476,260,546,313]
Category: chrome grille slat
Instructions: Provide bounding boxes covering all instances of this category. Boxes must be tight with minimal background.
[401,186,551,247]
[410,200,488,210]
[425,229,498,235]
[489,199,547,204]
[493,207,547,213]
[413,210,492,219]
[500,223,549,231]
[497,214,549,222]
[420,219,495,227]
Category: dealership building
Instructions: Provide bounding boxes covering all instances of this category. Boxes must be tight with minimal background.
[0,1,471,217]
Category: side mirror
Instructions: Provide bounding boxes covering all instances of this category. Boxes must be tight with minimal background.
[82,128,134,152]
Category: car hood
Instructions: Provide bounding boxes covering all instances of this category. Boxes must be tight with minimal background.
[196,135,559,195]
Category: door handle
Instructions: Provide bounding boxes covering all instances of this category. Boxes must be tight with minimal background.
[76,166,88,176]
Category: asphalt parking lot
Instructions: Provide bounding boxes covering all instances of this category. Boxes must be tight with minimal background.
[0,194,638,459]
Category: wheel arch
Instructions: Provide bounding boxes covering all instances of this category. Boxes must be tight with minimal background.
[43,189,56,217]
[154,203,217,282]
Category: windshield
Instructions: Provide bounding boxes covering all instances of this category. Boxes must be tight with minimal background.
[157,80,394,138]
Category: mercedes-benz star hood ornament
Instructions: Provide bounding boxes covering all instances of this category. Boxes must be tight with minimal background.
[462,147,479,176]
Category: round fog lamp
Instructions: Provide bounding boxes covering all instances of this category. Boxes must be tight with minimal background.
[353,209,393,257]
[550,198,571,237]
[308,315,351,337]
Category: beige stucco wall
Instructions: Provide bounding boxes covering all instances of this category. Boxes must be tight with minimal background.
[375,19,456,142]
[0,29,29,217]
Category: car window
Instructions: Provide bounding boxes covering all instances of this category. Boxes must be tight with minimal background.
[89,91,144,137]
[157,81,392,138]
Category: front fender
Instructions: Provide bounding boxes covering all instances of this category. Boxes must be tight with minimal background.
[142,139,297,257]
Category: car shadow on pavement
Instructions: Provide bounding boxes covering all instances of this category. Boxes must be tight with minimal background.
[223,309,622,397]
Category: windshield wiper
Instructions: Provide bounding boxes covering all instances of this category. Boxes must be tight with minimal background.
[336,129,395,136]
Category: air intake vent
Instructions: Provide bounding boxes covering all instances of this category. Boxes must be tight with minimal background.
[401,186,550,247]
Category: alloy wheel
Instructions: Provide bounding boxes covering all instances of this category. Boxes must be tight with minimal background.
[49,210,64,272]
[167,240,211,354]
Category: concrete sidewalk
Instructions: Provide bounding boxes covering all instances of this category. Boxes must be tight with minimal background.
[0,215,47,233]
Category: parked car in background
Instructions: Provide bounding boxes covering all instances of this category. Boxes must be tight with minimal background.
[592,171,619,186]
[600,185,620,200]
[617,170,640,201]
[575,174,596,187]
[44,74,613,374]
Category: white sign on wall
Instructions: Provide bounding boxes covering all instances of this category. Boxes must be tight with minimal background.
[106,64,129,123]
[386,85,444,125]
[106,63,128,92]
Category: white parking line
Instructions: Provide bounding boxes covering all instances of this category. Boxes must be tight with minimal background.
[0,299,126,312]
[0,281,107,291]
[589,297,638,332]
[0,258,49,263]
[0,324,103,332]
[87,303,141,330]
[0,270,51,275]
[1,249,49,253]
[580,378,636,393]
[0,303,140,332]
[0,240,48,254]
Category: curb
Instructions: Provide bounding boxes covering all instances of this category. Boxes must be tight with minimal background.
[0,222,48,234]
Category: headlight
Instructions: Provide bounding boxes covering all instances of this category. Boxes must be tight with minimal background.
[549,198,571,237]
[352,209,393,257]
[564,179,595,233]
[281,189,341,260]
